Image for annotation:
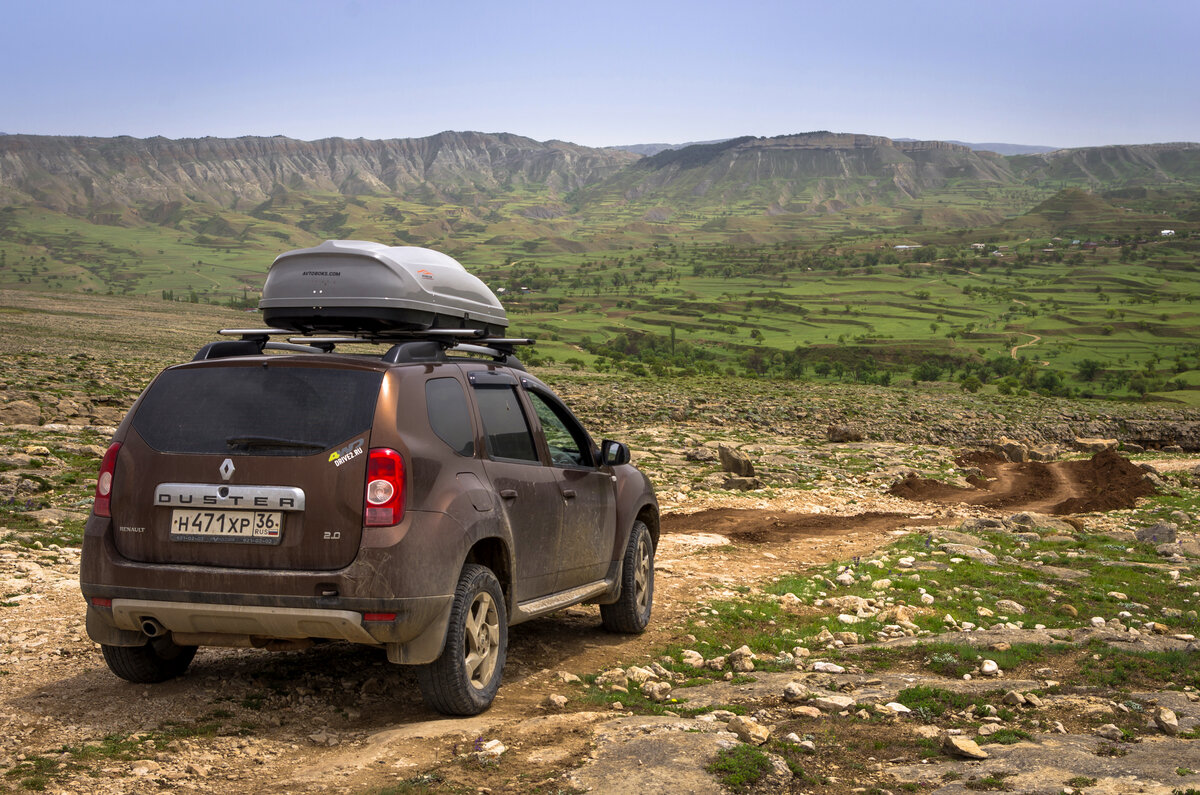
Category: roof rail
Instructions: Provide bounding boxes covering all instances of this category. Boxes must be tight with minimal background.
[202,327,534,368]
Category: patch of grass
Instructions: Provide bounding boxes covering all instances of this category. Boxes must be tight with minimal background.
[965,772,1013,791]
[1095,743,1129,757]
[1067,776,1097,788]
[705,744,773,792]
[894,685,989,720]
[1178,768,1196,776]
[1079,642,1200,690]
[984,728,1033,745]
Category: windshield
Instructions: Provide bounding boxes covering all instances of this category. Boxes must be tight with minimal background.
[131,364,383,455]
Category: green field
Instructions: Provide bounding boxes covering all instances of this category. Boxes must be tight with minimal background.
[2,161,1198,402]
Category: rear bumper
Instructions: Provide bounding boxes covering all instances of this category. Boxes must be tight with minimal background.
[81,508,465,663]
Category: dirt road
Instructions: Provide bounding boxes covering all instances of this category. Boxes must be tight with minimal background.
[0,450,1172,792]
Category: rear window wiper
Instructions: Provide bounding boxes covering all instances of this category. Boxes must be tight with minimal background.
[225,436,326,451]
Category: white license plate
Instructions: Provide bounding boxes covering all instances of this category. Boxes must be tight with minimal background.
[169,509,283,544]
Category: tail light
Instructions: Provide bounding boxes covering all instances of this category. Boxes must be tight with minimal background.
[94,442,122,518]
[364,448,405,527]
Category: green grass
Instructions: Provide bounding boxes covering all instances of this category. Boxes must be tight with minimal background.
[705,745,774,792]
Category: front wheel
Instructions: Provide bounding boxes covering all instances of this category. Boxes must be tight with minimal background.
[101,637,197,684]
[601,520,654,633]
[416,564,508,716]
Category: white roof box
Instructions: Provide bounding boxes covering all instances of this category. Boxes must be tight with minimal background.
[258,241,507,335]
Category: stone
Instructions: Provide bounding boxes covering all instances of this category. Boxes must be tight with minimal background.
[813,695,856,712]
[596,669,629,690]
[977,723,1000,737]
[941,734,988,759]
[783,681,809,703]
[1024,693,1043,708]
[995,437,1028,462]
[478,739,506,758]
[980,660,1000,676]
[717,445,755,477]
[546,694,568,709]
[995,599,1026,615]
[625,666,657,684]
[642,681,673,702]
[837,614,859,625]
[1095,724,1123,741]
[1002,691,1027,706]
[728,715,770,745]
[782,732,801,744]
[827,424,863,443]
[729,645,757,673]
[0,400,41,425]
[791,705,822,719]
[811,661,845,674]
[832,631,859,646]
[706,655,727,671]
[1136,522,1177,544]
[939,544,998,565]
[1075,436,1118,453]
[871,578,892,591]
[780,593,803,614]
[680,649,705,668]
[1090,616,1106,628]
[1154,706,1180,736]
[557,671,582,684]
[884,702,911,715]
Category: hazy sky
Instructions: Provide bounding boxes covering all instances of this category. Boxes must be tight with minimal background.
[4,0,1197,148]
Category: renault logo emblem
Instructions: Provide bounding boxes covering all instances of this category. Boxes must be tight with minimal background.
[219,458,235,481]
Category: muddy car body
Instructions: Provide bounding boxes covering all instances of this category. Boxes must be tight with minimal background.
[80,242,659,714]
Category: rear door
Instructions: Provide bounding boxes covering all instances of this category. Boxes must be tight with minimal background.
[468,369,562,600]
[111,359,383,571]
[524,385,615,590]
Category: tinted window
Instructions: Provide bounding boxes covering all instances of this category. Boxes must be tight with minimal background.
[527,390,593,467]
[426,378,474,456]
[132,365,382,455]
[473,385,538,463]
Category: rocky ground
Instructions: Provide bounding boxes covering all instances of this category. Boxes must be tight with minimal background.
[3,291,1200,794]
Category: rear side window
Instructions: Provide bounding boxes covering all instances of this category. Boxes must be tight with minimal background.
[473,385,538,463]
[426,377,474,456]
[132,365,383,455]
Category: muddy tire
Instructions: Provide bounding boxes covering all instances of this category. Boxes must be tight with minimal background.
[601,520,654,634]
[416,564,508,716]
[101,638,197,684]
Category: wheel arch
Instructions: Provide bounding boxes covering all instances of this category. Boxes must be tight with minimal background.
[463,536,513,612]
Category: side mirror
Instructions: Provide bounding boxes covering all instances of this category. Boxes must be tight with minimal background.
[600,439,630,467]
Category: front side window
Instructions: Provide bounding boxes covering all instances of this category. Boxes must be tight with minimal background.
[473,385,539,463]
[527,390,593,467]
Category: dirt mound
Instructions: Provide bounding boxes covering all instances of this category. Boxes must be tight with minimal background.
[1052,448,1158,513]
[888,473,973,502]
[889,449,1156,514]
[661,510,939,545]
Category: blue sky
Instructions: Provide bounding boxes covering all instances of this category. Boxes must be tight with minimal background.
[4,0,1197,148]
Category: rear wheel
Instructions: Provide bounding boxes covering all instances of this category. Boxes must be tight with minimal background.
[601,520,654,633]
[101,637,197,684]
[416,564,508,715]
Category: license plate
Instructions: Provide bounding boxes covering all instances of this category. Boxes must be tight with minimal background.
[169,509,283,544]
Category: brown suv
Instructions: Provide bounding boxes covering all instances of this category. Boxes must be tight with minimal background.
[80,241,659,715]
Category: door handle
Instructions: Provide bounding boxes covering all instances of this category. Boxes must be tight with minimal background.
[561,489,577,499]
[500,489,518,500]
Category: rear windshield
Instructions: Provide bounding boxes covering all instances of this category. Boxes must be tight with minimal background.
[132,364,383,455]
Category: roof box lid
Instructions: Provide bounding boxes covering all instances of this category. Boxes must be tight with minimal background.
[258,241,508,335]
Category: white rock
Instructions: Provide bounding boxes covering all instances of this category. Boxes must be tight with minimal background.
[980,660,1000,676]
[811,661,845,674]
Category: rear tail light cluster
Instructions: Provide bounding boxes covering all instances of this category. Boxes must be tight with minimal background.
[364,448,405,526]
[94,442,122,517]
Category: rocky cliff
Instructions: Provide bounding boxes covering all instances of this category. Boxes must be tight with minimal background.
[0,132,641,215]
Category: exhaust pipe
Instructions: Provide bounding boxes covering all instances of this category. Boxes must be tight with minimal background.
[140,618,167,638]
